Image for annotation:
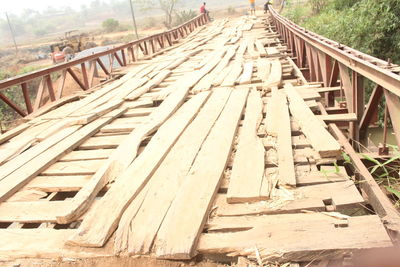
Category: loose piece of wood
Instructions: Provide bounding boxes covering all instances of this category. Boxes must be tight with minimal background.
[227,89,265,203]
[216,180,363,216]
[67,92,211,247]
[198,214,391,262]
[154,88,249,259]
[276,91,296,186]
[239,62,254,85]
[0,108,126,203]
[285,84,341,158]
[121,88,232,255]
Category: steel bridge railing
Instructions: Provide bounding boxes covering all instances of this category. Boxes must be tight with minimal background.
[270,8,400,234]
[269,8,400,152]
[0,14,209,117]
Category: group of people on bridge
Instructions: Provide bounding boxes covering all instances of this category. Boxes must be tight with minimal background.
[200,1,274,16]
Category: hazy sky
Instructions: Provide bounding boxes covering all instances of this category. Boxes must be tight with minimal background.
[3,0,91,13]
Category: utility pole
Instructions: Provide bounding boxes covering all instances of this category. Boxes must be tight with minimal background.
[5,12,18,53]
[128,0,140,40]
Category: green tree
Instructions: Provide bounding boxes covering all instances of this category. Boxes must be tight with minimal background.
[174,10,196,26]
[102,18,120,32]
[135,0,181,29]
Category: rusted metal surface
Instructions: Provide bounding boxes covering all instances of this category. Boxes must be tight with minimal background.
[0,14,209,116]
[270,8,400,148]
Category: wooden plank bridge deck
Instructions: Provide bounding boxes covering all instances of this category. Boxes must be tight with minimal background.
[0,13,394,266]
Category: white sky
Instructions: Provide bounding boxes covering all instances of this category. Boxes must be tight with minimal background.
[3,0,93,13]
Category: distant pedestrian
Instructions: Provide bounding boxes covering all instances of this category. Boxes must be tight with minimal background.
[249,0,256,15]
[264,0,273,13]
[200,2,207,14]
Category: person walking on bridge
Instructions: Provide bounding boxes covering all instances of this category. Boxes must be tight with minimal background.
[249,0,256,15]
[264,0,273,13]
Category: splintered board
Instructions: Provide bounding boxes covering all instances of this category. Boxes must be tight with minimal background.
[199,214,392,262]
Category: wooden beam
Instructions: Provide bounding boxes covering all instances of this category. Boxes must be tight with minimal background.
[277,91,296,186]
[198,214,391,262]
[0,108,126,203]
[227,89,265,203]
[67,92,211,248]
[284,84,341,157]
[154,88,249,259]
[317,113,357,122]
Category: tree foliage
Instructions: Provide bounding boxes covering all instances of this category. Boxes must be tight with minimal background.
[285,0,400,64]
[135,0,181,29]
[102,18,120,32]
[174,10,197,27]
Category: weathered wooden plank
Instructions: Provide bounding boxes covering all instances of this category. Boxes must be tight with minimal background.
[239,62,254,85]
[247,38,258,59]
[59,149,113,162]
[25,175,91,192]
[125,70,171,101]
[0,123,31,146]
[58,49,226,225]
[221,59,243,87]
[0,126,80,182]
[264,59,282,88]
[120,89,232,255]
[79,135,128,150]
[276,91,296,186]
[284,84,341,157]
[266,89,279,136]
[99,123,138,133]
[0,109,126,203]
[227,90,265,203]
[216,180,363,216]
[316,113,357,122]
[0,201,73,223]
[255,40,267,57]
[154,88,249,259]
[122,108,155,118]
[199,214,392,262]
[41,160,105,176]
[256,58,271,82]
[266,46,280,57]
[67,92,211,247]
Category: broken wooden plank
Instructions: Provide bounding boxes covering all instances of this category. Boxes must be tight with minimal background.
[216,180,363,216]
[41,160,105,176]
[317,113,357,122]
[276,91,296,187]
[227,89,265,203]
[257,58,271,82]
[154,88,249,259]
[78,135,128,150]
[264,59,282,88]
[239,62,254,85]
[198,214,392,262]
[221,59,243,87]
[284,84,341,157]
[67,92,211,247]
[120,89,232,255]
[255,40,267,57]
[0,126,81,182]
[59,149,113,162]
[25,175,91,192]
[0,108,126,203]
[59,46,226,227]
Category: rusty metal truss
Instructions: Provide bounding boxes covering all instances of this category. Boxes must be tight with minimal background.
[270,8,400,151]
